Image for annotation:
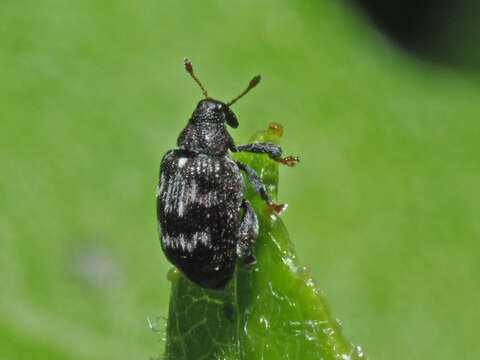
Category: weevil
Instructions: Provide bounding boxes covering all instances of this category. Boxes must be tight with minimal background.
[156,58,299,289]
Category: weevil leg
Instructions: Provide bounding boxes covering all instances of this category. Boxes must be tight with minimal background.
[235,161,287,213]
[232,143,299,167]
[236,199,259,264]
[233,142,282,158]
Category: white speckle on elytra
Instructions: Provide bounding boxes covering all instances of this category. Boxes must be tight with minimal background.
[179,234,186,250]
[189,180,197,203]
[162,233,169,245]
[178,200,184,217]
[186,241,194,253]
[158,173,166,195]
[199,231,209,246]
[178,157,187,168]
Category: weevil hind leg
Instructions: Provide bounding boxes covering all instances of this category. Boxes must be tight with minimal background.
[236,200,259,264]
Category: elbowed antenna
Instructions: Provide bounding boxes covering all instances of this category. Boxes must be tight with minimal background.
[184,57,209,98]
[227,75,261,106]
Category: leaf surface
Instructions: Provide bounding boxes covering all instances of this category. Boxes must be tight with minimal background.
[164,124,366,360]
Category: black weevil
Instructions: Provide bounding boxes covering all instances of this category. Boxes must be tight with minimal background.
[156,58,299,289]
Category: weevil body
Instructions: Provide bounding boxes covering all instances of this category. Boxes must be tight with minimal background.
[157,58,299,289]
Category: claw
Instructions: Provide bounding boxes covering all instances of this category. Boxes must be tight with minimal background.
[274,156,300,167]
[267,201,288,214]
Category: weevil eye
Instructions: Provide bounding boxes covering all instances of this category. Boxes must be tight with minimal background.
[225,107,238,128]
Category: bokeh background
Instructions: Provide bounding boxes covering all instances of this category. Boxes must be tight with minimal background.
[1,0,480,359]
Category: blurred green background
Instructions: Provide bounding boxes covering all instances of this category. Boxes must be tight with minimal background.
[1,0,480,359]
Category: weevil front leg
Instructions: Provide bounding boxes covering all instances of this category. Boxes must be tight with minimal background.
[236,199,259,264]
[235,161,287,213]
[232,143,299,167]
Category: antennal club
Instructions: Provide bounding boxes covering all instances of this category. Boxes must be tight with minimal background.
[184,57,208,98]
[227,75,261,106]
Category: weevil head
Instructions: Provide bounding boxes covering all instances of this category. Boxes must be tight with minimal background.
[183,58,260,130]
[191,99,238,128]
[178,98,238,153]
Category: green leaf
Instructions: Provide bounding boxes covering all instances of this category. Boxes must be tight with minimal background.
[164,124,367,360]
